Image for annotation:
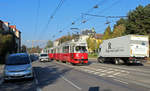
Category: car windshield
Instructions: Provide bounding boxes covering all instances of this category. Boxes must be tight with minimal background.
[75,46,87,53]
[6,55,30,65]
[40,54,48,56]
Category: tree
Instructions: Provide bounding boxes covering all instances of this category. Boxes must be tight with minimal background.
[86,37,102,53]
[112,24,126,38]
[125,4,150,35]
[114,18,127,27]
[102,25,112,40]
[45,40,53,48]
[27,46,41,53]
[21,45,27,53]
[0,34,16,64]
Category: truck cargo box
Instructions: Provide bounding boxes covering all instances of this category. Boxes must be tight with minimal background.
[98,35,149,64]
[99,35,149,57]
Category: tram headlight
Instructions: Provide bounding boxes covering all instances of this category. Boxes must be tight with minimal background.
[76,54,79,57]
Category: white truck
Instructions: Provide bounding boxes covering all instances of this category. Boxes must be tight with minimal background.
[97,35,149,64]
[39,53,50,62]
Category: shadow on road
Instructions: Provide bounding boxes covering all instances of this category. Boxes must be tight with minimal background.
[34,65,71,89]
[88,86,112,91]
[0,64,71,91]
[0,78,36,91]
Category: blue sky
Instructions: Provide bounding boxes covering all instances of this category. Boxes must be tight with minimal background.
[0,0,150,47]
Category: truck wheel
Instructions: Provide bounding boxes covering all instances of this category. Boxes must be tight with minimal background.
[115,58,124,65]
[115,58,119,65]
[98,57,104,63]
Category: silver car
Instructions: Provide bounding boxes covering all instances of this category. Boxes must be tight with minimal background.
[3,53,34,80]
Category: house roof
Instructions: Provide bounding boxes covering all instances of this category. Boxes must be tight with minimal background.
[94,34,103,39]
[9,25,16,29]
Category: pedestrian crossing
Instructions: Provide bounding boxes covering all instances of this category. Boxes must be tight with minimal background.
[76,66,130,78]
[54,61,130,78]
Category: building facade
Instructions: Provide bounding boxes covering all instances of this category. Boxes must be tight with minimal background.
[9,25,21,52]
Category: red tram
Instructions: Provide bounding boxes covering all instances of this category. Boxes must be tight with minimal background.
[47,41,88,65]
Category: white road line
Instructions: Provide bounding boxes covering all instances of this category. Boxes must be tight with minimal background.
[61,76,82,91]
[99,73,106,76]
[35,79,38,85]
[96,69,103,71]
[113,79,128,84]
[87,70,95,73]
[93,63,150,73]
[113,72,120,76]
[93,72,100,75]
[34,70,42,91]
[100,70,108,73]
[107,71,114,74]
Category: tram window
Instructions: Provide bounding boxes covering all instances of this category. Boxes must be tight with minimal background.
[75,46,87,53]
[63,46,69,53]
[66,46,69,53]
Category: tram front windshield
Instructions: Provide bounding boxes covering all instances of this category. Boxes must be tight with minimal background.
[75,46,87,53]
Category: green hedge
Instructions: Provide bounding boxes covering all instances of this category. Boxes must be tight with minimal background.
[88,53,98,58]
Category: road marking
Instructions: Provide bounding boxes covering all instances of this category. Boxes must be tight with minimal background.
[35,79,38,84]
[96,69,103,71]
[113,79,128,84]
[113,72,120,76]
[93,63,150,74]
[33,69,42,91]
[99,73,106,76]
[100,70,108,73]
[61,76,82,91]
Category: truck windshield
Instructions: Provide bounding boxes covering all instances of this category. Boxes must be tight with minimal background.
[40,54,48,56]
[75,46,87,53]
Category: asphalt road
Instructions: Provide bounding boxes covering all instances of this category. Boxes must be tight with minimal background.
[0,59,150,91]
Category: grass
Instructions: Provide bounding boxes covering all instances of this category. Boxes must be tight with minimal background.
[88,53,98,59]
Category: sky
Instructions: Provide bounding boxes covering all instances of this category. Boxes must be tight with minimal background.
[0,0,150,47]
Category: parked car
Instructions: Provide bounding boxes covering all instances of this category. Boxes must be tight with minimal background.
[30,54,39,62]
[3,53,34,80]
[39,53,50,62]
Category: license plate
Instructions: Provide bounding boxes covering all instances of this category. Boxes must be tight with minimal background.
[137,61,140,63]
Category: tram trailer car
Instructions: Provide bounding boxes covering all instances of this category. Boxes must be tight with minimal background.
[97,35,149,64]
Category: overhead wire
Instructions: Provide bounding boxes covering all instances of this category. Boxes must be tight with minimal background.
[68,0,122,35]
[52,0,107,39]
[80,0,121,24]
[37,0,66,40]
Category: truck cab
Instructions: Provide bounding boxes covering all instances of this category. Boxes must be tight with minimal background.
[39,53,50,62]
